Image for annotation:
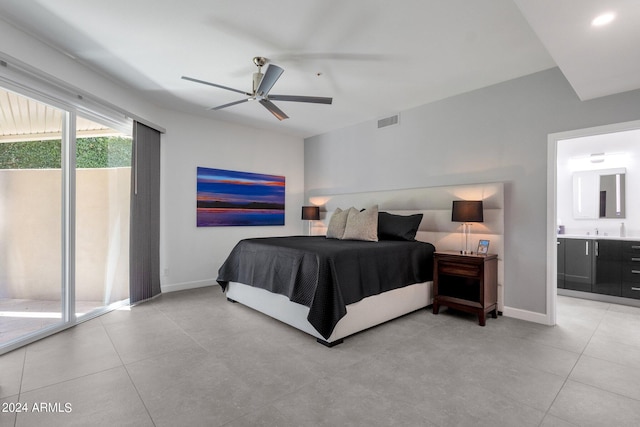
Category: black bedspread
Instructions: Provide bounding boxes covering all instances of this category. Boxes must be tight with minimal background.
[217,236,435,339]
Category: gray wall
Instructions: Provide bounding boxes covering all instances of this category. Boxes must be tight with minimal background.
[305,68,640,315]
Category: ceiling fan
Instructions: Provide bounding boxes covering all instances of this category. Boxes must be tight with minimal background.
[182,57,332,121]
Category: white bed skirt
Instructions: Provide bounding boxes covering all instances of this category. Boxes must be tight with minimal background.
[225,280,433,344]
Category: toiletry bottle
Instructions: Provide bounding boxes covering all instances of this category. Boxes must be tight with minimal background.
[620,222,626,237]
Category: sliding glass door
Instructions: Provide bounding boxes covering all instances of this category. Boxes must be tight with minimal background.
[0,87,131,353]
[0,89,65,347]
[75,116,131,318]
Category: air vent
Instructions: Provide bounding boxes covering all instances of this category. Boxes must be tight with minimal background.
[377,114,399,129]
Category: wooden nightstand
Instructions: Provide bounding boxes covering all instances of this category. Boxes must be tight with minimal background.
[432,251,498,326]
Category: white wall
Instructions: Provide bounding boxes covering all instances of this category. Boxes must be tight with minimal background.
[557,129,640,236]
[0,20,305,294]
[305,68,640,316]
[156,110,303,292]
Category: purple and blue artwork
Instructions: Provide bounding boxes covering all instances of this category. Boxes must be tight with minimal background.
[197,167,285,227]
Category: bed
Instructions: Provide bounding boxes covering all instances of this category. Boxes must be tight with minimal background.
[216,183,504,346]
[217,206,435,346]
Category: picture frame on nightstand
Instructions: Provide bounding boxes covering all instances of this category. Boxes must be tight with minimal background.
[477,239,490,255]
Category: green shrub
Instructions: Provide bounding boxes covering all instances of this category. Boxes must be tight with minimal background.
[76,136,132,168]
[0,136,131,169]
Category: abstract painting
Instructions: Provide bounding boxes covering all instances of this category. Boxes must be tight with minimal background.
[197,167,285,226]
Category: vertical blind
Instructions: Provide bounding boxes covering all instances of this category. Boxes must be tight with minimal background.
[129,121,161,304]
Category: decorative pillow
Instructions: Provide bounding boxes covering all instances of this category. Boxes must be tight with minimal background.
[326,207,354,239]
[342,205,379,242]
[377,212,423,241]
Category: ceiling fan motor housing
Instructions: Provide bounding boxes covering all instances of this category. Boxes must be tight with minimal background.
[253,56,267,67]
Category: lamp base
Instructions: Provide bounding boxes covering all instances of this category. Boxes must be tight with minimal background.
[461,223,474,254]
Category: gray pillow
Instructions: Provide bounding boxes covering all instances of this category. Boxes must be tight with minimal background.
[342,205,379,242]
[326,207,354,239]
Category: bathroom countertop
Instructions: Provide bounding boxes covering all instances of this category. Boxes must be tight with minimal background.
[557,234,638,241]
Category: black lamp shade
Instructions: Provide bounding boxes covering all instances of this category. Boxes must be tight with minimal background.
[301,206,320,220]
[451,200,483,222]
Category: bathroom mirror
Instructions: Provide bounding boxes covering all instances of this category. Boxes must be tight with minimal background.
[599,172,625,218]
[572,168,626,219]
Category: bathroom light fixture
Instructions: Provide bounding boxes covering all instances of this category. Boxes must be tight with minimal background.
[592,12,615,27]
[568,151,629,171]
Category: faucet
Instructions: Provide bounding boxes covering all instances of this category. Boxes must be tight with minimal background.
[595,228,599,235]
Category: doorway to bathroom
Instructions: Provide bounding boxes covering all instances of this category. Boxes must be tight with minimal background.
[547,119,640,324]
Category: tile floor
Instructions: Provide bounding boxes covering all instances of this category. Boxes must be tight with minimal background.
[1,287,640,426]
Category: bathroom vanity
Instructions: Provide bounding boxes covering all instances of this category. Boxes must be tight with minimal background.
[557,235,640,301]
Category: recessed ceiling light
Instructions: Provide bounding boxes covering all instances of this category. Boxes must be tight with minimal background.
[592,12,615,27]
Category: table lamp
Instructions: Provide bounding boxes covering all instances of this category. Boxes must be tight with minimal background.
[301,206,320,235]
[451,200,483,254]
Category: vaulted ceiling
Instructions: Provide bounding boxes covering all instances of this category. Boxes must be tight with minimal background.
[0,0,638,138]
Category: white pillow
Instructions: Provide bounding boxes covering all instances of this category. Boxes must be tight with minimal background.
[326,207,355,239]
[342,205,379,242]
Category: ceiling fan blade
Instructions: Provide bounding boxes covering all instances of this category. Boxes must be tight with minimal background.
[255,65,284,97]
[181,76,251,96]
[210,98,249,111]
[259,99,289,121]
[269,95,333,105]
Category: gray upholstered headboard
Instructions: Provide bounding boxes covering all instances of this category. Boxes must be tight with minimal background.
[307,182,505,309]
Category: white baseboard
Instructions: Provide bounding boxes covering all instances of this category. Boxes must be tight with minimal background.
[502,305,552,325]
[160,279,218,294]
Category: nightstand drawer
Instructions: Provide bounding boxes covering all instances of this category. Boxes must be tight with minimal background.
[439,262,480,278]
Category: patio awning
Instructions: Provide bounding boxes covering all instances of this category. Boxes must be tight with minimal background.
[0,88,118,143]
